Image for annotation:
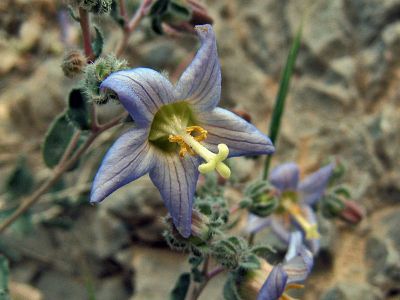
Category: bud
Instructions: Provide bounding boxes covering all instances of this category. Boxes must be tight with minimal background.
[74,0,112,14]
[211,237,248,270]
[339,200,364,224]
[237,260,273,300]
[242,180,278,217]
[191,210,211,240]
[83,54,128,105]
[320,194,345,219]
[61,50,86,78]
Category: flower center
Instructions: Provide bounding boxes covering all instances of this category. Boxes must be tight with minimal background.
[148,102,231,178]
[281,198,320,240]
[169,126,231,179]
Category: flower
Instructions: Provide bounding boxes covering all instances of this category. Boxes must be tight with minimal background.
[90,25,274,238]
[238,232,313,300]
[257,232,313,300]
[247,162,334,254]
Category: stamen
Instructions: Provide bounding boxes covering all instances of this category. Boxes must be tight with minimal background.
[282,202,320,240]
[168,126,231,178]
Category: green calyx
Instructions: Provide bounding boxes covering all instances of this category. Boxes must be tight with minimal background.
[148,101,197,152]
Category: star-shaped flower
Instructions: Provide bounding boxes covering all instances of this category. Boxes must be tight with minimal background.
[247,162,334,254]
[90,25,274,237]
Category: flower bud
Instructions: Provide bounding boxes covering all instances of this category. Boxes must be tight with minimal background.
[74,0,112,14]
[339,200,364,224]
[237,260,273,300]
[242,180,278,217]
[320,194,345,219]
[61,50,86,78]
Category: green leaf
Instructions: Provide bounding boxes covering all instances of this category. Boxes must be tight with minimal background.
[67,5,80,22]
[240,254,260,270]
[262,23,303,180]
[66,88,91,130]
[92,26,104,59]
[0,255,10,300]
[164,1,192,24]
[223,274,241,300]
[42,113,76,168]
[251,245,276,259]
[170,273,190,300]
[4,157,34,200]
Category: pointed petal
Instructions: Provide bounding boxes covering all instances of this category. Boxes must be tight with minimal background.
[100,68,175,126]
[299,163,335,205]
[91,128,154,203]
[301,205,320,255]
[284,231,303,262]
[246,214,271,234]
[149,153,200,238]
[175,24,221,112]
[269,163,300,191]
[283,246,313,283]
[257,265,288,300]
[197,108,275,157]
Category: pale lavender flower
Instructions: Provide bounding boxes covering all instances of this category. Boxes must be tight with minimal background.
[90,25,274,238]
[257,231,313,300]
[247,162,334,254]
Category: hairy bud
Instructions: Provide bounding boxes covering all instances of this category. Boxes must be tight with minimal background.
[242,180,278,217]
[61,50,87,78]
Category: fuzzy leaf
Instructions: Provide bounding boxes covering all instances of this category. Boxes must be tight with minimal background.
[240,254,261,270]
[251,245,276,259]
[92,26,104,58]
[4,157,34,200]
[223,274,241,300]
[170,273,190,300]
[42,113,76,168]
[66,88,91,130]
[164,1,192,24]
[0,255,10,300]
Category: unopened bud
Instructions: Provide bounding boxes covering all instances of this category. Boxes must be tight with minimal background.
[339,200,364,224]
[237,260,273,300]
[243,181,278,217]
[61,50,86,78]
[320,195,345,219]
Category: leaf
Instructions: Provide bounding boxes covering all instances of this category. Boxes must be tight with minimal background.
[223,274,241,300]
[240,254,260,270]
[42,113,76,168]
[0,255,10,300]
[170,273,190,300]
[110,0,125,27]
[262,23,303,180]
[4,157,34,200]
[66,88,91,130]
[67,5,80,22]
[92,26,104,59]
[164,1,192,24]
[251,245,276,259]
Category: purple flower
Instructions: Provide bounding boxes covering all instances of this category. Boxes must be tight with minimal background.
[247,162,334,254]
[257,231,313,300]
[90,25,274,238]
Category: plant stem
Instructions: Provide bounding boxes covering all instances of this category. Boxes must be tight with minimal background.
[189,263,225,300]
[78,7,95,61]
[0,112,128,234]
[116,0,153,56]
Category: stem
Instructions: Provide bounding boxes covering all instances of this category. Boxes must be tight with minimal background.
[189,266,225,300]
[58,131,81,166]
[0,112,128,234]
[115,0,153,56]
[78,7,95,61]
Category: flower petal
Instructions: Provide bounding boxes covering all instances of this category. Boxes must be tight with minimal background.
[100,68,175,126]
[298,163,335,205]
[246,214,271,234]
[257,265,288,300]
[301,205,320,255]
[90,128,154,204]
[197,108,275,157]
[284,231,303,262]
[175,24,221,112]
[283,245,313,283]
[269,162,299,191]
[149,153,200,238]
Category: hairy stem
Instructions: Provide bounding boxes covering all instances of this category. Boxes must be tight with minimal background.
[0,112,128,234]
[78,7,95,61]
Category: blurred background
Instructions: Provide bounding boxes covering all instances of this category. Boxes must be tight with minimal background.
[0,0,399,299]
